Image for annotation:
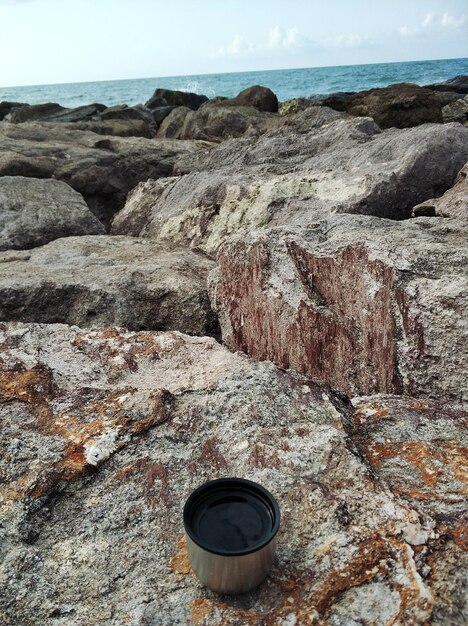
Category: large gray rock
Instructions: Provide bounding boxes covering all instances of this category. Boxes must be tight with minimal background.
[156,104,280,141]
[413,162,468,220]
[212,85,279,112]
[1,322,461,625]
[0,176,105,250]
[0,101,27,121]
[441,96,468,124]
[112,114,468,254]
[0,122,212,227]
[0,236,218,335]
[210,214,468,405]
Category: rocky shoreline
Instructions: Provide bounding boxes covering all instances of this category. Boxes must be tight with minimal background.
[1,76,467,625]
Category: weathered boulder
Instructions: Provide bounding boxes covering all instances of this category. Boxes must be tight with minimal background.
[344,83,443,128]
[112,116,468,254]
[210,214,468,405]
[0,236,218,335]
[4,102,67,123]
[60,119,154,138]
[426,75,468,94]
[442,96,468,124]
[0,122,212,226]
[157,104,280,141]
[0,101,27,121]
[46,103,107,123]
[0,321,457,625]
[145,88,208,110]
[215,85,279,112]
[0,176,104,250]
[150,104,178,125]
[413,162,468,220]
[349,394,468,625]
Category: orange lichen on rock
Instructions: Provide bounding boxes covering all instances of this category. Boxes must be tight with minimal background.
[171,536,191,575]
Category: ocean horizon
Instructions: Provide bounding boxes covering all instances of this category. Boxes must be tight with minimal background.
[1,56,467,109]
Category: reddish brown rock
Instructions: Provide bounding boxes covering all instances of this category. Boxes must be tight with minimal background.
[210,214,468,405]
[0,322,445,625]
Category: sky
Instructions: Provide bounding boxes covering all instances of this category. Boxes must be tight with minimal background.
[0,0,467,87]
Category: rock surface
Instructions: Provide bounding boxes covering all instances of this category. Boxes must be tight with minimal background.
[1,322,462,625]
[0,176,105,250]
[210,214,468,405]
[145,88,208,110]
[413,162,468,220]
[441,96,468,124]
[113,115,468,254]
[157,104,280,141]
[349,394,468,626]
[0,122,212,226]
[212,85,279,112]
[0,236,218,335]
[0,101,27,121]
[4,102,67,123]
[425,74,468,94]
[340,83,443,128]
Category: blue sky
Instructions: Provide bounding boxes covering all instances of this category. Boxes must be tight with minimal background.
[0,0,467,87]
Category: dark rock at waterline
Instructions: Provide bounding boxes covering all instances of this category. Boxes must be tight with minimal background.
[5,102,67,123]
[99,104,152,122]
[344,83,442,128]
[207,85,279,113]
[48,103,107,122]
[0,101,27,121]
[145,88,208,111]
[425,75,468,94]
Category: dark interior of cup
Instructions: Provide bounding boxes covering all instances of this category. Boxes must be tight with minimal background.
[183,478,280,556]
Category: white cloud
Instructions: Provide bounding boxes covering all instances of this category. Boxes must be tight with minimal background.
[327,34,373,48]
[399,10,468,37]
[217,25,316,58]
[441,12,468,29]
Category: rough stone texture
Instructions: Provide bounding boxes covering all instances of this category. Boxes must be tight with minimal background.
[210,214,468,405]
[342,83,443,128]
[413,162,468,220]
[47,103,107,123]
[0,236,218,336]
[0,176,105,250]
[426,75,468,94]
[4,102,67,123]
[212,85,279,113]
[0,101,27,121]
[157,104,280,141]
[442,96,468,124]
[1,322,459,625]
[59,119,154,138]
[112,115,468,254]
[0,122,212,226]
[349,394,468,626]
[145,88,208,110]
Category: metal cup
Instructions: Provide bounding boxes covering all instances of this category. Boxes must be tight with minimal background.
[183,477,280,595]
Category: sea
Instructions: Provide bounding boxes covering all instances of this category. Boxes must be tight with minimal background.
[1,57,467,109]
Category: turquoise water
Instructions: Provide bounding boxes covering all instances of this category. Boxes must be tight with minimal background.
[1,58,467,108]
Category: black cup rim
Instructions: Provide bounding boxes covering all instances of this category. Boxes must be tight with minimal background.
[183,477,281,556]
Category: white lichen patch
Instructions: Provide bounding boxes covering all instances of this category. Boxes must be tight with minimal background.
[84,428,121,466]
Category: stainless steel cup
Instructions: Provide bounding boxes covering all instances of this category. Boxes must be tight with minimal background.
[183,477,280,595]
